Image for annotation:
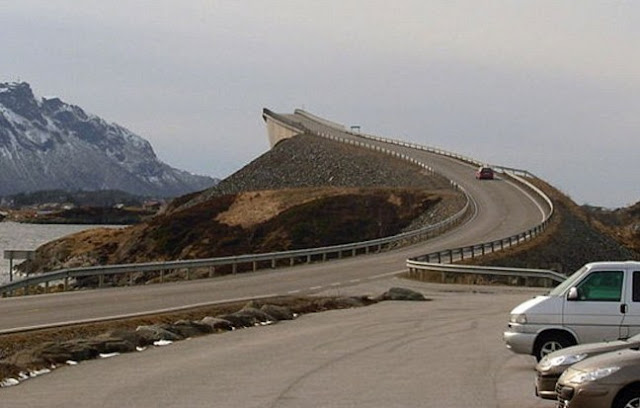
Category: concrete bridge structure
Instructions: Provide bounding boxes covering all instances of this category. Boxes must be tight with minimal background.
[262,108,348,147]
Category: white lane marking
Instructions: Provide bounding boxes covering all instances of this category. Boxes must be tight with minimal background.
[310,286,322,290]
[502,177,547,222]
[287,290,301,295]
[368,269,409,279]
[349,279,361,283]
[330,282,341,287]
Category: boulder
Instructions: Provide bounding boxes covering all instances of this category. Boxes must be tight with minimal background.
[239,306,276,323]
[218,307,275,328]
[260,304,295,321]
[313,296,370,310]
[100,329,149,347]
[216,313,257,328]
[163,321,213,338]
[199,316,234,332]
[8,340,100,367]
[135,325,183,343]
[375,287,428,301]
[85,337,138,354]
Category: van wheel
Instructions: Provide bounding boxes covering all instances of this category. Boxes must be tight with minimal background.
[613,388,640,408]
[534,333,575,362]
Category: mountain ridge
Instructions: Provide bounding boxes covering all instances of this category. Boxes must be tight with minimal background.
[0,82,216,197]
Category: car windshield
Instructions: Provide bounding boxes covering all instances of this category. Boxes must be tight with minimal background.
[548,266,589,296]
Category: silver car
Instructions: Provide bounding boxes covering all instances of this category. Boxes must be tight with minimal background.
[536,334,640,400]
[556,347,640,408]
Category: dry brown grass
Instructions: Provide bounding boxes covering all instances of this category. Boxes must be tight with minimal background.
[216,188,358,228]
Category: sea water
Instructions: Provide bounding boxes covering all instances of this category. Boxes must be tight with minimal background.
[0,221,122,285]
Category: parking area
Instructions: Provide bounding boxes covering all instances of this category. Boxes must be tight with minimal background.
[1,278,561,407]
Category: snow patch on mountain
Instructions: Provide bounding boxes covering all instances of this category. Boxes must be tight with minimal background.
[0,82,217,197]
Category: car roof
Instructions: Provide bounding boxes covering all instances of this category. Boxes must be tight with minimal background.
[584,261,640,269]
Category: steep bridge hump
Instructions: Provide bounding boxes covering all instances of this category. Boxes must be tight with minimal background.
[263,108,349,148]
[262,108,305,147]
[293,109,346,131]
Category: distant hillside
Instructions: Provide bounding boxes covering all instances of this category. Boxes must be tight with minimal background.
[0,82,216,197]
[1,189,148,208]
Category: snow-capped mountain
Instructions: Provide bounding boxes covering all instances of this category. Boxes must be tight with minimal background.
[0,82,216,197]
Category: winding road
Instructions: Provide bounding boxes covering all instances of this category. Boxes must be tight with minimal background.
[1,111,553,406]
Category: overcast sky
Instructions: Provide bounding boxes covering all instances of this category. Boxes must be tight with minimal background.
[2,1,639,208]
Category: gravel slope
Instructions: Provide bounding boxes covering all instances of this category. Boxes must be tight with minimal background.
[182,133,455,208]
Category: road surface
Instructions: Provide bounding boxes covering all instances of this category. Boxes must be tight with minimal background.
[1,279,556,407]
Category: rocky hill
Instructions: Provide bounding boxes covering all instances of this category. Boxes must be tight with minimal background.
[0,82,216,197]
[179,133,453,209]
[18,134,464,276]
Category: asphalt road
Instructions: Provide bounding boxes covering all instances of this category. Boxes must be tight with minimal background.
[0,120,553,405]
[0,157,545,333]
[1,279,557,407]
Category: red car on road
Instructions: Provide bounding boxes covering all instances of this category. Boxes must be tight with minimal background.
[475,166,494,180]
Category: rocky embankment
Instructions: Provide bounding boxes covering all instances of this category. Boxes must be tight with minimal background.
[185,134,454,207]
[463,178,639,274]
[0,288,427,388]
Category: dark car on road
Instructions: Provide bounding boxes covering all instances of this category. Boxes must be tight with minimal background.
[475,166,494,180]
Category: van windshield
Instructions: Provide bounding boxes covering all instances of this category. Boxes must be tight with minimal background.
[548,266,588,296]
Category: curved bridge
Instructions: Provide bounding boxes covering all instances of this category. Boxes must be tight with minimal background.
[0,109,551,333]
[0,109,558,407]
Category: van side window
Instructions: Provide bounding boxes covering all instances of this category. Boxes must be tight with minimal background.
[633,272,640,302]
[576,271,623,301]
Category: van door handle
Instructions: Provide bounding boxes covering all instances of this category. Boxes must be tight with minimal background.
[621,304,629,314]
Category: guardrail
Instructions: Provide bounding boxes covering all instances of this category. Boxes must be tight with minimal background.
[1,109,555,296]
[1,199,471,297]
[292,110,558,287]
[405,261,566,288]
[404,173,556,288]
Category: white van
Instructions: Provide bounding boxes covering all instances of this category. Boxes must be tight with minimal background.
[503,261,640,361]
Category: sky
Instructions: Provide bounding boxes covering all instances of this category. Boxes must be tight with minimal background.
[2,0,639,208]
